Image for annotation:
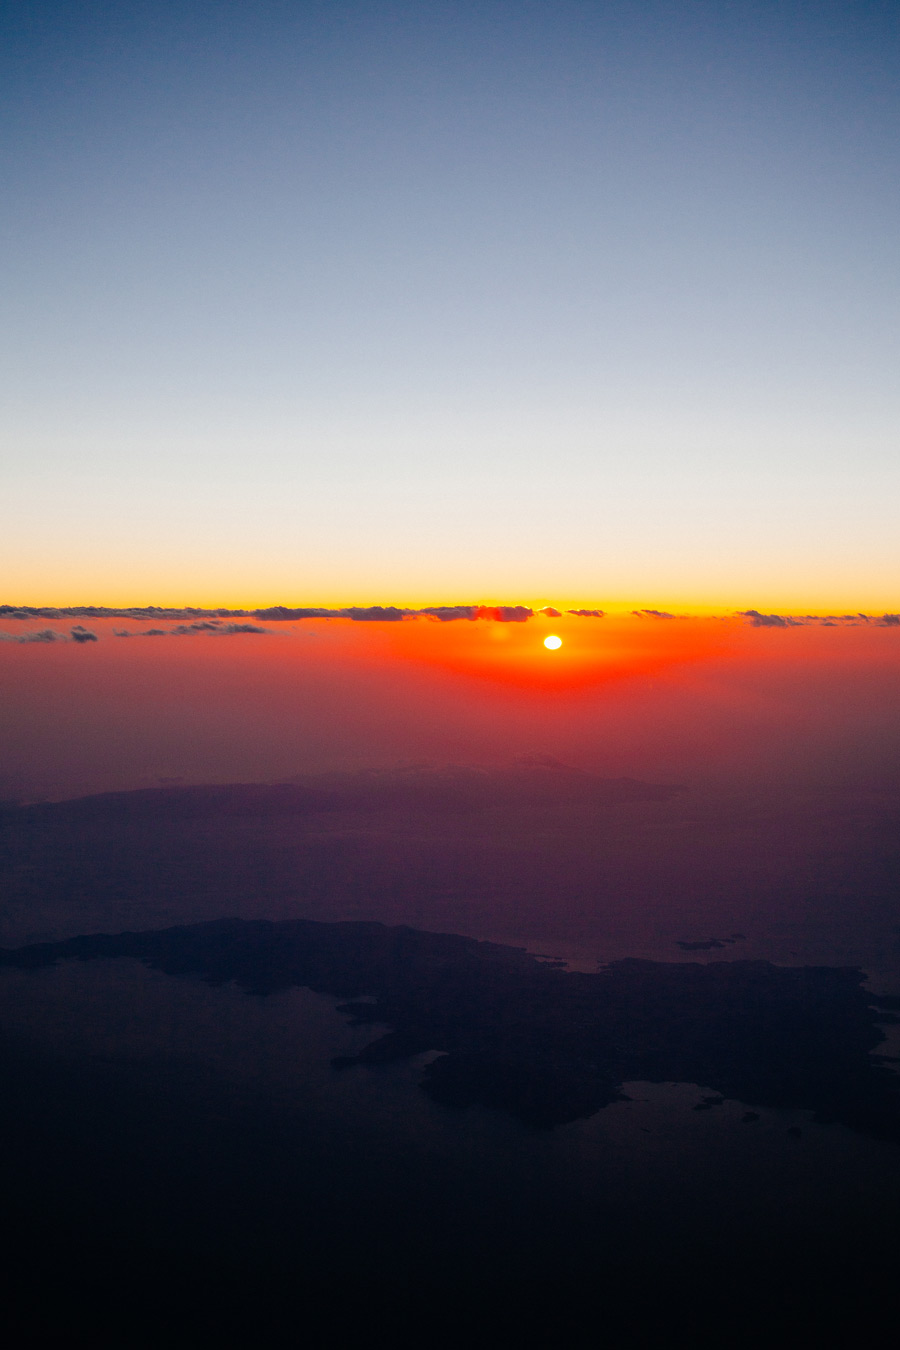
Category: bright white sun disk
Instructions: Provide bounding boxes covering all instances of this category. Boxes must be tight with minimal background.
[543,635,562,650]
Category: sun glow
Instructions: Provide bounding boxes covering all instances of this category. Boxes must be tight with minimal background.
[543,635,562,650]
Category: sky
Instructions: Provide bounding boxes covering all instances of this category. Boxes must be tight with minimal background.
[3,608,900,802]
[3,0,900,607]
[6,13,900,1342]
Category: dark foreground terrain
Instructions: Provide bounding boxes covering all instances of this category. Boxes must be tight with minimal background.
[4,916,900,1135]
[3,777,900,1345]
[2,918,900,1346]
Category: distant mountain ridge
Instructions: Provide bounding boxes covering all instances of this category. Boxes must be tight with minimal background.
[5,760,685,820]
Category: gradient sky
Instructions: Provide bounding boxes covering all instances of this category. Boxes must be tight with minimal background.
[3,610,900,802]
[3,1,899,606]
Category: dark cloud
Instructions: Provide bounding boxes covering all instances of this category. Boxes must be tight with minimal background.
[0,628,61,643]
[734,611,895,628]
[115,622,267,638]
[176,620,269,636]
[1,602,544,625]
[6,602,893,632]
[254,606,408,622]
[0,605,255,621]
[341,606,406,622]
[474,606,533,622]
[739,611,794,627]
[254,607,339,620]
[419,606,479,622]
[419,605,535,623]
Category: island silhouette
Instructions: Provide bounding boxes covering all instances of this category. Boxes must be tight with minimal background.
[3,916,898,1134]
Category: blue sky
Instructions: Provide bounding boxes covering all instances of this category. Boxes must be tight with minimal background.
[3,1,899,604]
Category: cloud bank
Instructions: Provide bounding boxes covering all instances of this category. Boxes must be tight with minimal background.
[113,621,268,638]
[3,605,898,643]
[739,610,900,628]
[1,603,541,625]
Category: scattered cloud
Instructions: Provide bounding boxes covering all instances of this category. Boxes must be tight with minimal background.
[419,606,479,622]
[567,609,605,618]
[114,621,268,638]
[342,606,406,622]
[474,606,534,622]
[739,610,796,627]
[538,607,562,617]
[632,609,675,619]
[738,611,900,628]
[0,628,61,643]
[70,626,98,643]
[254,607,335,620]
[255,606,406,621]
[114,628,170,637]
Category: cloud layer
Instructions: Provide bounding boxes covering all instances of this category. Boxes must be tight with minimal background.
[2,605,899,645]
[739,610,900,628]
[1,603,544,626]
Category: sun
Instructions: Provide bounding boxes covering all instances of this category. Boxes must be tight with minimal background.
[543,635,562,650]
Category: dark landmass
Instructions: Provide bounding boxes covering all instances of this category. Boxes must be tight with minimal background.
[6,767,900,1001]
[0,761,691,948]
[3,917,899,1134]
[692,1094,725,1110]
[2,758,684,822]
